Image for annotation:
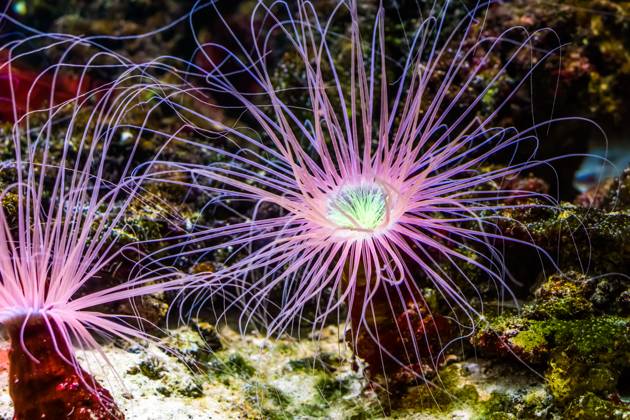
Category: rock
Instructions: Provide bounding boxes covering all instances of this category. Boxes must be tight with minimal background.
[475,273,630,410]
[564,392,628,420]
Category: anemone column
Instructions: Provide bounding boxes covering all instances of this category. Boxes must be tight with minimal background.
[6,317,124,420]
[347,268,454,383]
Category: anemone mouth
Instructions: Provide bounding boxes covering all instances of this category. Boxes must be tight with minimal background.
[326,181,393,234]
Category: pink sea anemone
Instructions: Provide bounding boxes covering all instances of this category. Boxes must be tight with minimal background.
[0,37,188,418]
[29,0,599,389]
[135,0,588,382]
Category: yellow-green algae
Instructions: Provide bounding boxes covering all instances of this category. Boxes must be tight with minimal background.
[476,270,630,418]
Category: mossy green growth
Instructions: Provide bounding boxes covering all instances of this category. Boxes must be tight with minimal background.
[475,265,630,414]
[475,392,515,420]
[164,325,218,369]
[564,392,628,420]
[0,191,18,219]
[505,204,630,276]
[547,352,617,404]
[525,273,593,319]
[155,385,172,397]
[474,386,555,420]
[552,316,629,361]
[243,381,291,419]
[127,356,166,380]
[479,314,630,406]
[484,315,629,360]
[208,352,256,379]
[286,353,341,373]
[178,378,204,398]
[392,364,480,416]
[508,327,547,356]
[314,376,351,401]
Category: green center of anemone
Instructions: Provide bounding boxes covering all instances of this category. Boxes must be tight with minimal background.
[327,183,388,231]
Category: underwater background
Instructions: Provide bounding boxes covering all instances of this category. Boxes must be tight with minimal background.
[1,1,630,419]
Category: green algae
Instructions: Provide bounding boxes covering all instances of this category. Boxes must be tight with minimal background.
[565,392,629,420]
[192,326,383,419]
[475,392,516,420]
[478,309,630,412]
[526,273,594,319]
[480,313,630,367]
[390,364,480,417]
[208,352,256,379]
[314,376,352,401]
[286,352,342,373]
[473,266,630,417]
[474,387,554,420]
[243,381,291,419]
[163,322,220,369]
[128,356,166,380]
[505,203,630,276]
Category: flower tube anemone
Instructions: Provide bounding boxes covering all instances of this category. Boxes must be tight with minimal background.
[133,0,587,383]
[0,36,190,418]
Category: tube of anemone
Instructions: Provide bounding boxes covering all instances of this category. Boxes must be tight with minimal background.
[0,26,193,419]
[135,0,597,386]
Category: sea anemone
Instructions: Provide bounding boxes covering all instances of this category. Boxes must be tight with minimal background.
[0,37,188,418]
[130,0,580,383]
[45,0,588,388]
